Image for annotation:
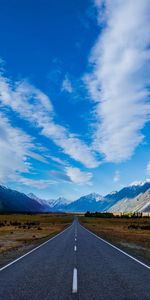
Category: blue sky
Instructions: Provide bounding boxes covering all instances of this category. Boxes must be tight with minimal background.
[0,0,150,200]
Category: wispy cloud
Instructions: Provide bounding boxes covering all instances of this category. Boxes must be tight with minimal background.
[18,177,57,189]
[0,69,99,168]
[65,166,93,184]
[85,0,150,162]
[50,170,71,182]
[146,162,150,176]
[0,113,38,183]
[48,155,67,166]
[50,166,93,185]
[61,75,73,93]
[113,170,120,183]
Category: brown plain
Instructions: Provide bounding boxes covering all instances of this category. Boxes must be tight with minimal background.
[80,216,150,264]
[0,213,73,267]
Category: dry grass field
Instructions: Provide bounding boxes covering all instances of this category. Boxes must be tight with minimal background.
[80,216,150,264]
[0,213,73,267]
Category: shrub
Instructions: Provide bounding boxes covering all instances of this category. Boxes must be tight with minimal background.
[37,227,42,230]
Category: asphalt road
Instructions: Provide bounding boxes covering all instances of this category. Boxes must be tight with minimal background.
[0,218,150,300]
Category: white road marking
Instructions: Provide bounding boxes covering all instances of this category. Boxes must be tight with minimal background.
[75,228,77,236]
[72,268,78,293]
[75,237,77,241]
[74,245,77,252]
[81,225,150,270]
[0,224,72,272]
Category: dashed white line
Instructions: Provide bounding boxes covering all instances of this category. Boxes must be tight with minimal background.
[74,245,77,252]
[72,268,78,293]
[75,228,77,236]
[75,237,77,241]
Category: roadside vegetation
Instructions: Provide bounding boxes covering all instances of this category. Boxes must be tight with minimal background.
[80,212,150,264]
[0,213,73,267]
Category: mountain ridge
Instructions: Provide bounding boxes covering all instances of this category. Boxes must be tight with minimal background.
[0,180,150,213]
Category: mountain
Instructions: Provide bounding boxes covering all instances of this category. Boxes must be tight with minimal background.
[64,193,104,212]
[28,193,52,212]
[108,188,150,213]
[103,180,150,211]
[1,180,150,213]
[0,186,44,212]
[50,197,70,212]
[0,187,70,213]
[64,181,150,213]
[28,193,69,212]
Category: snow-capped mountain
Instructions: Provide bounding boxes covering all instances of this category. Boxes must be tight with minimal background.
[65,181,150,213]
[28,193,53,211]
[1,179,150,213]
[129,179,150,187]
[49,197,70,212]
[102,180,150,212]
[64,193,105,212]
[104,180,150,210]
[49,197,69,206]
[109,188,150,213]
[28,193,69,212]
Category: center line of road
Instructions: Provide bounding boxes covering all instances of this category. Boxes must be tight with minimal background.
[75,237,77,241]
[74,245,77,252]
[72,268,78,293]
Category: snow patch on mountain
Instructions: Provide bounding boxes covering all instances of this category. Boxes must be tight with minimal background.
[129,179,150,187]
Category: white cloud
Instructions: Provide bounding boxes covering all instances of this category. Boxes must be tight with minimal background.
[48,155,67,166]
[65,166,93,184]
[0,71,99,168]
[27,152,49,164]
[61,75,73,93]
[50,170,71,182]
[0,112,51,185]
[146,162,150,176]
[41,122,99,168]
[0,113,33,182]
[0,77,52,119]
[113,170,120,182]
[85,0,150,162]
[17,177,56,189]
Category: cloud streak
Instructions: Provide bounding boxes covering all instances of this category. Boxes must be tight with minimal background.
[146,162,150,176]
[61,75,73,93]
[17,177,57,189]
[65,166,93,184]
[0,71,99,168]
[51,167,93,185]
[0,113,38,183]
[113,170,120,183]
[85,0,150,162]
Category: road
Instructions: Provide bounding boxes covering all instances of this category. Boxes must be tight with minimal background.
[0,218,150,300]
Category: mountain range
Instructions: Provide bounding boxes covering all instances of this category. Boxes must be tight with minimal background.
[0,180,150,213]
